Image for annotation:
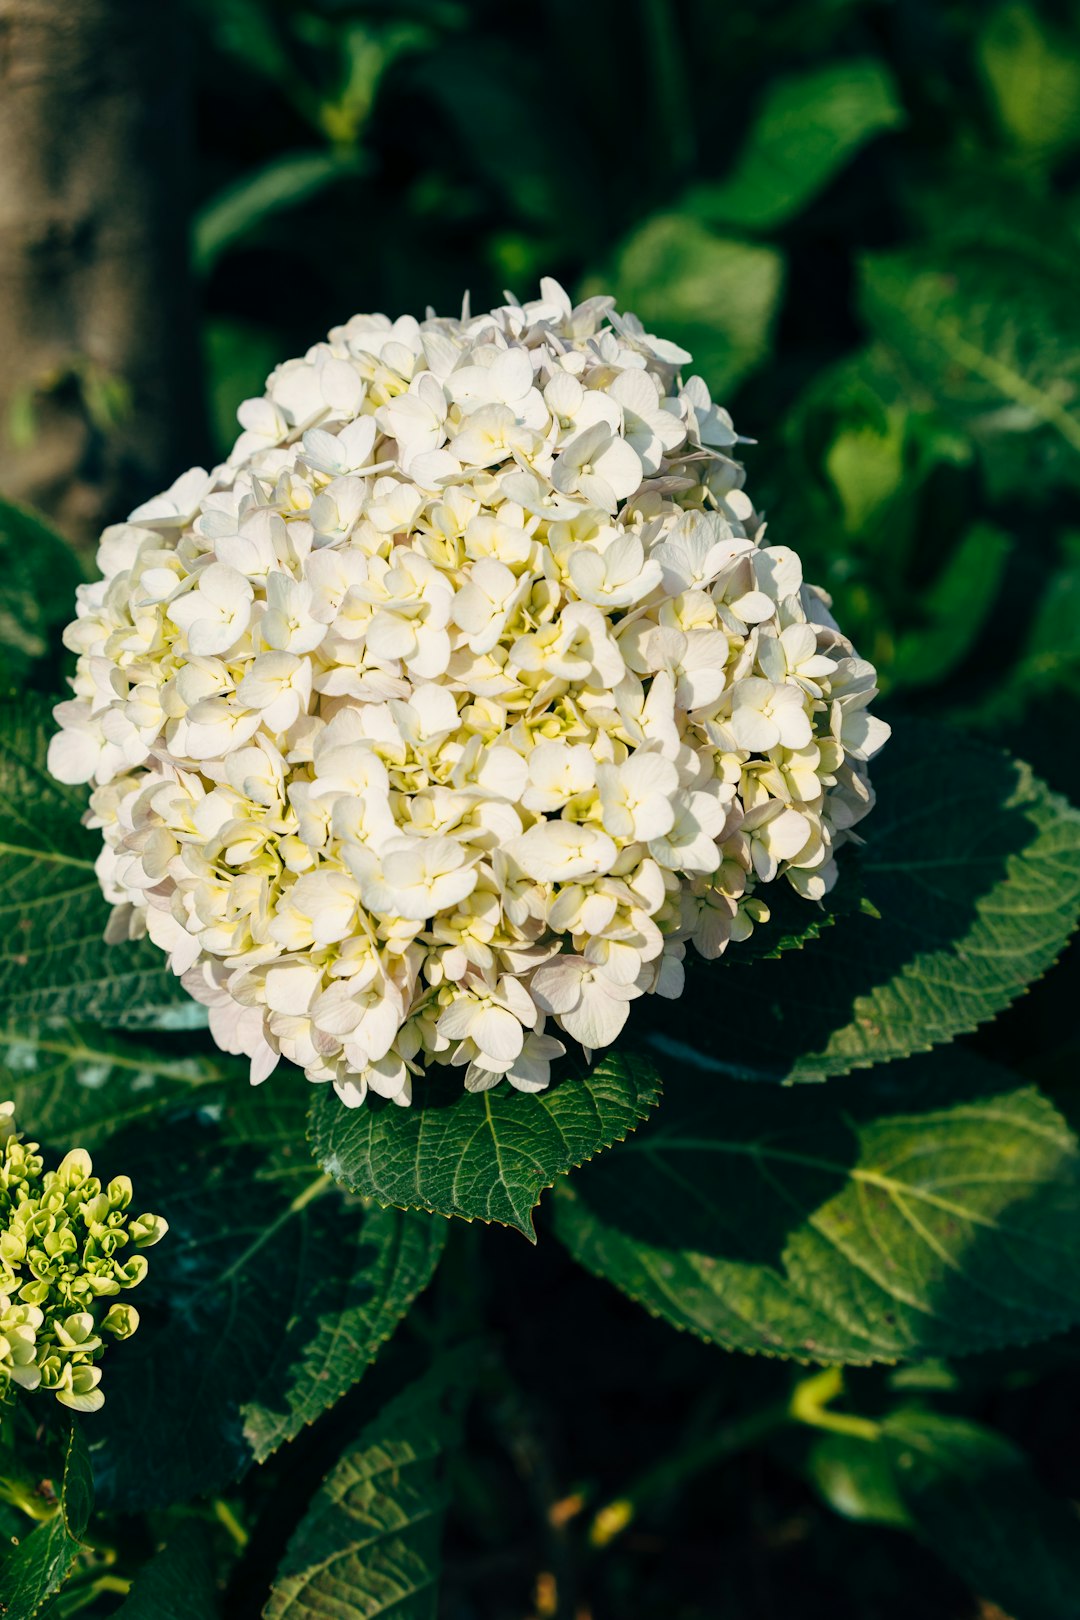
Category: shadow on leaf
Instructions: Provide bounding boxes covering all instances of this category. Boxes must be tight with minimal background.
[553,1048,1080,1364]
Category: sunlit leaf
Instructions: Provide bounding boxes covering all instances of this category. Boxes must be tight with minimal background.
[308,1049,662,1240]
[555,1050,1080,1362]
[688,60,903,230]
[607,216,784,395]
[859,247,1080,462]
[806,1431,911,1528]
[977,3,1080,161]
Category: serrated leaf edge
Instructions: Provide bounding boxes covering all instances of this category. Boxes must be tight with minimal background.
[307,1068,663,1242]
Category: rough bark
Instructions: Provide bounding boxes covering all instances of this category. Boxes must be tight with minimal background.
[0,0,203,549]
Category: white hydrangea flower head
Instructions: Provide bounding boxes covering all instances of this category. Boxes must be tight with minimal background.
[49,279,890,1108]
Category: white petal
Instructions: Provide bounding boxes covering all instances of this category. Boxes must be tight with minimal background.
[472,1004,525,1064]
[559,980,631,1048]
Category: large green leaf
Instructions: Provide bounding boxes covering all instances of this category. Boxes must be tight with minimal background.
[642,724,1080,1081]
[0,698,186,1026]
[0,500,84,692]
[0,1424,91,1617]
[308,1049,662,1240]
[977,3,1080,160]
[264,1364,463,1620]
[90,1087,445,1507]
[859,247,1080,461]
[552,1051,1080,1363]
[881,1410,1080,1619]
[687,60,903,231]
[0,1020,236,1148]
[114,1523,221,1619]
[607,215,784,395]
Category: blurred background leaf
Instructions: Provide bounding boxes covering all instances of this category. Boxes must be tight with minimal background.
[194,150,366,274]
[601,217,785,396]
[977,3,1080,162]
[685,59,904,231]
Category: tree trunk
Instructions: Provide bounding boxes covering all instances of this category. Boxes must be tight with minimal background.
[0,0,203,550]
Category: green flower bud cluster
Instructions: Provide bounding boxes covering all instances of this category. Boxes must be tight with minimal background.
[0,1102,167,1414]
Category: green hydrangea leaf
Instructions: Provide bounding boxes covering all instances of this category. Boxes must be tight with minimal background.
[977,3,1080,160]
[307,1049,662,1240]
[0,499,84,692]
[0,1424,92,1617]
[881,1411,1080,1619]
[859,247,1080,461]
[264,1363,465,1620]
[0,697,188,1027]
[805,1431,911,1528]
[687,60,904,231]
[113,1522,221,1619]
[552,1050,1080,1363]
[809,1409,1080,1615]
[90,1088,445,1507]
[642,724,1080,1081]
[606,216,784,395]
[0,1020,237,1147]
[0,1512,81,1620]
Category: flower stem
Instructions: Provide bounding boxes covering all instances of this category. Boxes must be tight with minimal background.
[589,1398,790,1547]
[787,1366,881,1442]
[213,1494,250,1550]
[588,1366,880,1548]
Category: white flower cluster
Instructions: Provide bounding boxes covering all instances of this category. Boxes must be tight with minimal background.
[49,280,889,1107]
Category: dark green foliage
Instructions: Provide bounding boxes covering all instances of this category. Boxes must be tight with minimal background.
[0,699,188,1026]
[264,1364,465,1620]
[1,2,1079,1617]
[0,501,85,694]
[112,1523,221,1619]
[88,1087,445,1508]
[880,1410,1080,1620]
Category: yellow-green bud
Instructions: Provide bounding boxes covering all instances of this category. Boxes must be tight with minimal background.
[129,1213,169,1248]
[101,1304,139,1340]
[0,1102,167,1414]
